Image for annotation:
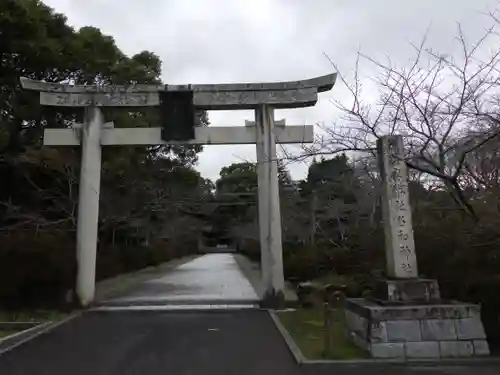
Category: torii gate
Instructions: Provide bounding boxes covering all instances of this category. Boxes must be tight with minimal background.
[20,73,337,307]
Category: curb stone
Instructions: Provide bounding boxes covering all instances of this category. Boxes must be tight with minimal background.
[0,322,49,352]
[268,310,307,364]
[0,312,82,357]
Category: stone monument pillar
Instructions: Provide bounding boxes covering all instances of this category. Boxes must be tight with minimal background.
[344,135,490,359]
[378,135,418,279]
[374,135,439,304]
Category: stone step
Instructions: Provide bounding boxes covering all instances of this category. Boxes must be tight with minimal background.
[96,298,261,308]
[90,304,259,312]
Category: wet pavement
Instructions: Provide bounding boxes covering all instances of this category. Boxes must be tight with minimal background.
[98,253,260,308]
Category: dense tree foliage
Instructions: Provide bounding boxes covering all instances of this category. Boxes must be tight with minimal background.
[0,0,209,307]
[211,161,293,241]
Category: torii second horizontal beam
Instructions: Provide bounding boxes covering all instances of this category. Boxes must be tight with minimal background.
[43,125,314,146]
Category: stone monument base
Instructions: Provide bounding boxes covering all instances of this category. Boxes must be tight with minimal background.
[373,278,441,304]
[345,298,490,359]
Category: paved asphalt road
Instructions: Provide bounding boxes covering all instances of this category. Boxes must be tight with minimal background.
[0,310,297,375]
[1,254,500,374]
[1,310,499,375]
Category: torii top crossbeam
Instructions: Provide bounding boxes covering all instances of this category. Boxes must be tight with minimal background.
[20,73,337,109]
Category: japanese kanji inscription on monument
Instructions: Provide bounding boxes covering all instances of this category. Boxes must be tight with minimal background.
[377,135,418,278]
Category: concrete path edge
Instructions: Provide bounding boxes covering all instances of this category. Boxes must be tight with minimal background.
[268,310,500,367]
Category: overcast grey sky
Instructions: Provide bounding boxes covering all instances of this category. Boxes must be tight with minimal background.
[44,0,497,182]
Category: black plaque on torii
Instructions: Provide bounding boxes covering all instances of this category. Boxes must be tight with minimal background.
[159,90,195,141]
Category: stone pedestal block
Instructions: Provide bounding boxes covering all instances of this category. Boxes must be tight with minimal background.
[373,279,441,304]
[345,298,490,359]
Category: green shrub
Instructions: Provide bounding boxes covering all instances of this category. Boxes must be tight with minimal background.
[284,244,329,282]
[238,237,261,262]
[0,231,197,309]
[0,231,75,309]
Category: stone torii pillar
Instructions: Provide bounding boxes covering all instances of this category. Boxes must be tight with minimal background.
[75,107,103,305]
[245,115,287,302]
[20,73,336,307]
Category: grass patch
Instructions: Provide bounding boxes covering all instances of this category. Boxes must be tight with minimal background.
[277,308,369,360]
[0,310,66,322]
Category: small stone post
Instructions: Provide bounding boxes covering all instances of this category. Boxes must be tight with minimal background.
[75,107,103,306]
[377,135,418,279]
